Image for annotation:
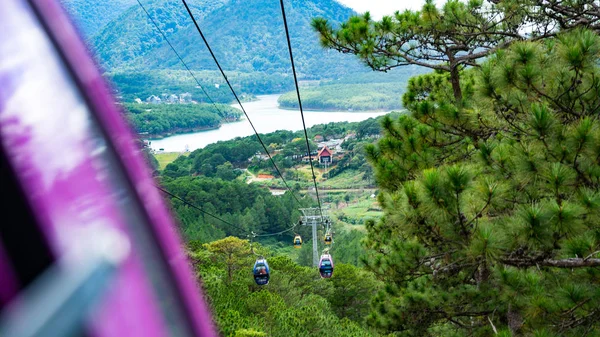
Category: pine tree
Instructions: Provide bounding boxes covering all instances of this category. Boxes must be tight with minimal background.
[312,0,600,103]
[355,29,600,336]
[313,1,600,334]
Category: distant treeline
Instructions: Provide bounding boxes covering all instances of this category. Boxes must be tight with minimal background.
[109,70,293,103]
[278,82,406,111]
[277,66,429,111]
[122,102,242,136]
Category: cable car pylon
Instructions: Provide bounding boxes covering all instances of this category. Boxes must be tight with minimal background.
[299,207,329,267]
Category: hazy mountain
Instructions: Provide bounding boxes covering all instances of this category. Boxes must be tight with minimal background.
[64,0,370,79]
[60,0,136,37]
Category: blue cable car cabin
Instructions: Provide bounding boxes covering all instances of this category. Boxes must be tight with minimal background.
[318,254,334,279]
[293,235,302,248]
[253,258,270,285]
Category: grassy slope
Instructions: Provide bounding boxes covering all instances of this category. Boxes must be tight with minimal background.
[154,152,188,170]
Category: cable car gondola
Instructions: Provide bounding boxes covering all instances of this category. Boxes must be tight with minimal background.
[293,235,302,248]
[324,233,332,245]
[318,254,334,278]
[253,258,270,285]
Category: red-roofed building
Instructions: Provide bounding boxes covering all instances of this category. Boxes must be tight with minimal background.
[317,145,333,164]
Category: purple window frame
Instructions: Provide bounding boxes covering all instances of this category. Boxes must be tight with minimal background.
[0,0,216,335]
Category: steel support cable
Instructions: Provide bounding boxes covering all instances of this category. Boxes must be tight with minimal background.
[278,0,324,222]
[156,185,249,234]
[180,0,301,205]
[158,187,305,264]
[135,0,227,117]
[254,223,297,237]
[138,1,303,242]
[248,233,261,257]
[157,185,299,239]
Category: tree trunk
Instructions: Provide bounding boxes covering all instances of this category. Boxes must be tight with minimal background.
[507,304,523,335]
[449,64,463,104]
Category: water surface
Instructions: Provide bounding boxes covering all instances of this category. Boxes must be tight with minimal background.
[149,94,390,152]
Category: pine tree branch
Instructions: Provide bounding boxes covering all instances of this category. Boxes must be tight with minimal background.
[501,257,600,268]
[465,194,493,229]
[559,308,600,332]
[585,250,600,260]
[561,299,590,317]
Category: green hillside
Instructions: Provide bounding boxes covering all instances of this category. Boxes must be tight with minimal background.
[62,0,426,109]
[65,0,368,79]
[109,69,291,103]
[60,0,135,37]
[277,67,429,111]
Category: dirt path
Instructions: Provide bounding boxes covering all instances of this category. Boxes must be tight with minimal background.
[244,169,276,184]
[269,187,377,194]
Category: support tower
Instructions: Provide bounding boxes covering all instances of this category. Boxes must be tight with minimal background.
[299,207,329,267]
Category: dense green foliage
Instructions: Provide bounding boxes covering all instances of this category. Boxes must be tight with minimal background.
[359,29,600,336]
[313,0,600,104]
[60,0,133,37]
[162,116,386,181]
[312,1,600,334]
[159,176,306,243]
[190,237,381,336]
[122,102,241,136]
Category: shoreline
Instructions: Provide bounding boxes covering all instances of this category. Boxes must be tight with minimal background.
[143,118,243,140]
[148,94,392,152]
[276,105,400,113]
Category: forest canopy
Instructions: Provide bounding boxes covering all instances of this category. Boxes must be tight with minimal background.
[122,102,241,136]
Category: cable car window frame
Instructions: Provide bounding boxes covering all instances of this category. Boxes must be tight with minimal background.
[0,1,216,335]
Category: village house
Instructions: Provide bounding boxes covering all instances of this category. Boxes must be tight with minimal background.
[180,93,192,103]
[248,153,271,162]
[301,149,319,162]
[317,145,333,164]
[146,95,161,104]
[319,139,343,152]
[166,94,179,103]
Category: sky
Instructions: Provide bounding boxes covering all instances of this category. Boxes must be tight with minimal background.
[335,0,425,19]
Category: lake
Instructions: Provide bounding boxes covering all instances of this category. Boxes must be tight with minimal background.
[148,94,390,152]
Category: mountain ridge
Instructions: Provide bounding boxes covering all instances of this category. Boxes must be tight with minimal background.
[62,0,369,80]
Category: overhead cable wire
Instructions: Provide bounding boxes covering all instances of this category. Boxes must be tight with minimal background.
[278,0,324,222]
[180,0,301,205]
[156,185,249,234]
[157,185,300,239]
[135,0,226,116]
[133,1,305,247]
[254,223,298,237]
